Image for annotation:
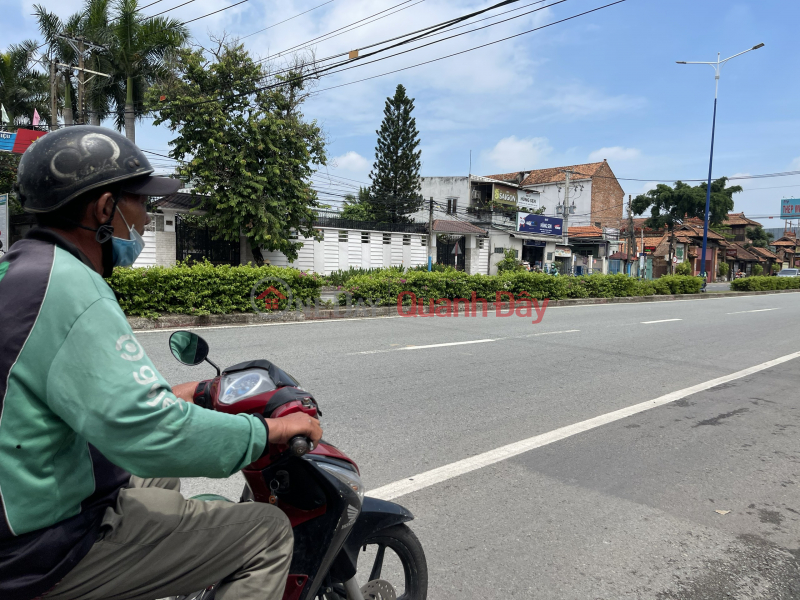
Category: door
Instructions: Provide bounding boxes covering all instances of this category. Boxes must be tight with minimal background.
[436,234,466,270]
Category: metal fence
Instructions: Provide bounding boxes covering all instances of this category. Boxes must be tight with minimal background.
[175,214,240,265]
[312,210,428,233]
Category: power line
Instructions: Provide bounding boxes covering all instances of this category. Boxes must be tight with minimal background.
[182,0,250,25]
[147,0,202,19]
[239,0,336,41]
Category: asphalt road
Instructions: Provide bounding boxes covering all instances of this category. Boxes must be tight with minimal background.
[138,292,800,599]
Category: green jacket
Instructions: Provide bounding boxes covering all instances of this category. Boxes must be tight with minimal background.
[0,229,267,600]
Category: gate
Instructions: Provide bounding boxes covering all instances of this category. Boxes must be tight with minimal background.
[176,214,240,265]
[436,234,466,270]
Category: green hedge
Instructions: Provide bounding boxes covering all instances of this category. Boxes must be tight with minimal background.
[731,276,800,291]
[339,271,704,306]
[109,261,323,317]
[109,263,704,316]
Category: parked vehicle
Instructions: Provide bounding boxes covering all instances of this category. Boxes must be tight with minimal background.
[167,331,428,600]
[776,268,799,277]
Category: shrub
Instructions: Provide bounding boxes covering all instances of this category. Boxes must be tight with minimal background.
[752,264,764,276]
[109,260,323,317]
[674,261,692,276]
[496,249,526,273]
[731,276,800,291]
[718,262,730,277]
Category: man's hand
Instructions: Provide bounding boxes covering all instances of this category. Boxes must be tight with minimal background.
[266,413,323,447]
[171,381,200,403]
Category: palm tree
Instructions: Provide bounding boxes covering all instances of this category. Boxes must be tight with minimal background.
[0,40,50,128]
[108,0,188,141]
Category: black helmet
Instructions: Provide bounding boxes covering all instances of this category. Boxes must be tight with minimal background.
[15,125,180,213]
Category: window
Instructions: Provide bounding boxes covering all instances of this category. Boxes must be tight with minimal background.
[383,233,392,245]
[289,230,298,240]
[477,238,485,250]
[446,197,458,214]
[338,230,348,243]
[546,252,554,261]
[420,235,428,246]
[361,232,370,243]
[494,246,505,254]
[403,234,411,246]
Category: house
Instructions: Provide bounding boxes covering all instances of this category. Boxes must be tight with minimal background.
[747,246,780,274]
[485,159,625,229]
[770,232,798,269]
[717,212,762,243]
[567,226,611,275]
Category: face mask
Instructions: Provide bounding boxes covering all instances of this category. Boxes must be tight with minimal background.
[111,210,146,267]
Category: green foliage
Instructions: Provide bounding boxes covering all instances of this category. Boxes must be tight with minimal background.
[0,40,51,126]
[341,187,376,221]
[368,84,423,223]
[148,43,326,263]
[745,226,773,248]
[752,264,764,276]
[108,261,323,317]
[718,262,730,277]
[338,271,703,307]
[674,260,693,276]
[496,249,525,273]
[732,276,800,291]
[632,178,740,231]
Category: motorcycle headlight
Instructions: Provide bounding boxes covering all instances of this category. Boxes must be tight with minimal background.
[317,461,365,505]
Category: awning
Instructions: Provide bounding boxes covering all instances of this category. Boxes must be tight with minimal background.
[509,232,560,242]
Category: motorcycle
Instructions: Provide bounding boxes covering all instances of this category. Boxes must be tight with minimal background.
[167,330,427,600]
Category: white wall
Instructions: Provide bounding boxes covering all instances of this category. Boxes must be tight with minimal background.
[523,180,593,227]
[416,176,470,221]
[132,230,157,268]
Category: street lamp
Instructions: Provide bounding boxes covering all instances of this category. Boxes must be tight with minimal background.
[677,42,764,289]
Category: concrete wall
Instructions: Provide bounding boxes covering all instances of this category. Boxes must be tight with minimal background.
[522,180,593,227]
[155,231,176,266]
[416,176,470,221]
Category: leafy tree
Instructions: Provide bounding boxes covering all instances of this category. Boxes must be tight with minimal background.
[745,225,773,248]
[368,84,422,223]
[341,186,376,220]
[108,0,188,141]
[674,260,692,276]
[0,152,24,216]
[148,41,326,263]
[0,41,51,126]
[496,249,525,273]
[632,177,741,273]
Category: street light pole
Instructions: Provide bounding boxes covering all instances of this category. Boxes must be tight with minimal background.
[676,43,764,289]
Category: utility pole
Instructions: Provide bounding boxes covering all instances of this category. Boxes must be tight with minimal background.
[55,34,109,126]
[427,196,434,271]
[561,169,574,273]
[626,195,634,276]
[77,38,85,124]
[49,59,58,131]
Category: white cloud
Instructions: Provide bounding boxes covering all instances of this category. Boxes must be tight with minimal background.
[589,147,641,162]
[482,136,552,172]
[332,151,370,173]
[790,157,800,170]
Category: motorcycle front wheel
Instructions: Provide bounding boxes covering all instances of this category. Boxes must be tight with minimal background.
[324,524,427,600]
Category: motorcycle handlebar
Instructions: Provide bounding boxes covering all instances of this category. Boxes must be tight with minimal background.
[288,436,312,457]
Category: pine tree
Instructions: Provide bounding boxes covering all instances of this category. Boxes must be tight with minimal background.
[368,84,422,223]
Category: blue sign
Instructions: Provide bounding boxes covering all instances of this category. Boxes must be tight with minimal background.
[517,213,563,236]
[0,132,15,153]
[781,198,800,220]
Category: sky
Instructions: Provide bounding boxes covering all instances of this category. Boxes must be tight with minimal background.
[5,0,800,227]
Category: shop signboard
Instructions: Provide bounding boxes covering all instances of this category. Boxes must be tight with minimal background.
[518,189,539,210]
[554,245,572,258]
[781,198,800,219]
[492,183,518,206]
[517,213,563,236]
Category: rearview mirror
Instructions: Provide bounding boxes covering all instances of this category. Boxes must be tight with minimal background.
[169,331,209,366]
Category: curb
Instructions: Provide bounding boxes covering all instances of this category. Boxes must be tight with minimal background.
[128,288,800,331]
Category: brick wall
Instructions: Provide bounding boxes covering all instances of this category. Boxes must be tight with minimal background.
[590,161,625,229]
[155,231,176,266]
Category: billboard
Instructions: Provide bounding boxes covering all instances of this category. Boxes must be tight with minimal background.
[781,198,800,219]
[492,183,518,206]
[0,194,8,253]
[0,129,47,154]
[517,213,563,236]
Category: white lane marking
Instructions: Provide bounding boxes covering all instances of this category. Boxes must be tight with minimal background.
[400,339,497,350]
[369,349,800,501]
[348,330,581,355]
[726,308,780,315]
[641,318,682,324]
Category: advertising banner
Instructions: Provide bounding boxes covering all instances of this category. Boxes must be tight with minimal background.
[0,129,47,154]
[517,213,563,236]
[492,183,518,206]
[518,189,539,210]
[781,198,800,219]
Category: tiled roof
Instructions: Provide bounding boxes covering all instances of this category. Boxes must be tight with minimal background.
[432,219,487,234]
[642,235,665,249]
[748,246,778,260]
[486,161,608,187]
[676,223,726,240]
[154,192,205,211]
[771,237,797,246]
[723,212,761,227]
[608,251,629,260]
[568,225,604,238]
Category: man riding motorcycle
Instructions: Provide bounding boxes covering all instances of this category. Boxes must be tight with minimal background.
[0,126,322,600]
